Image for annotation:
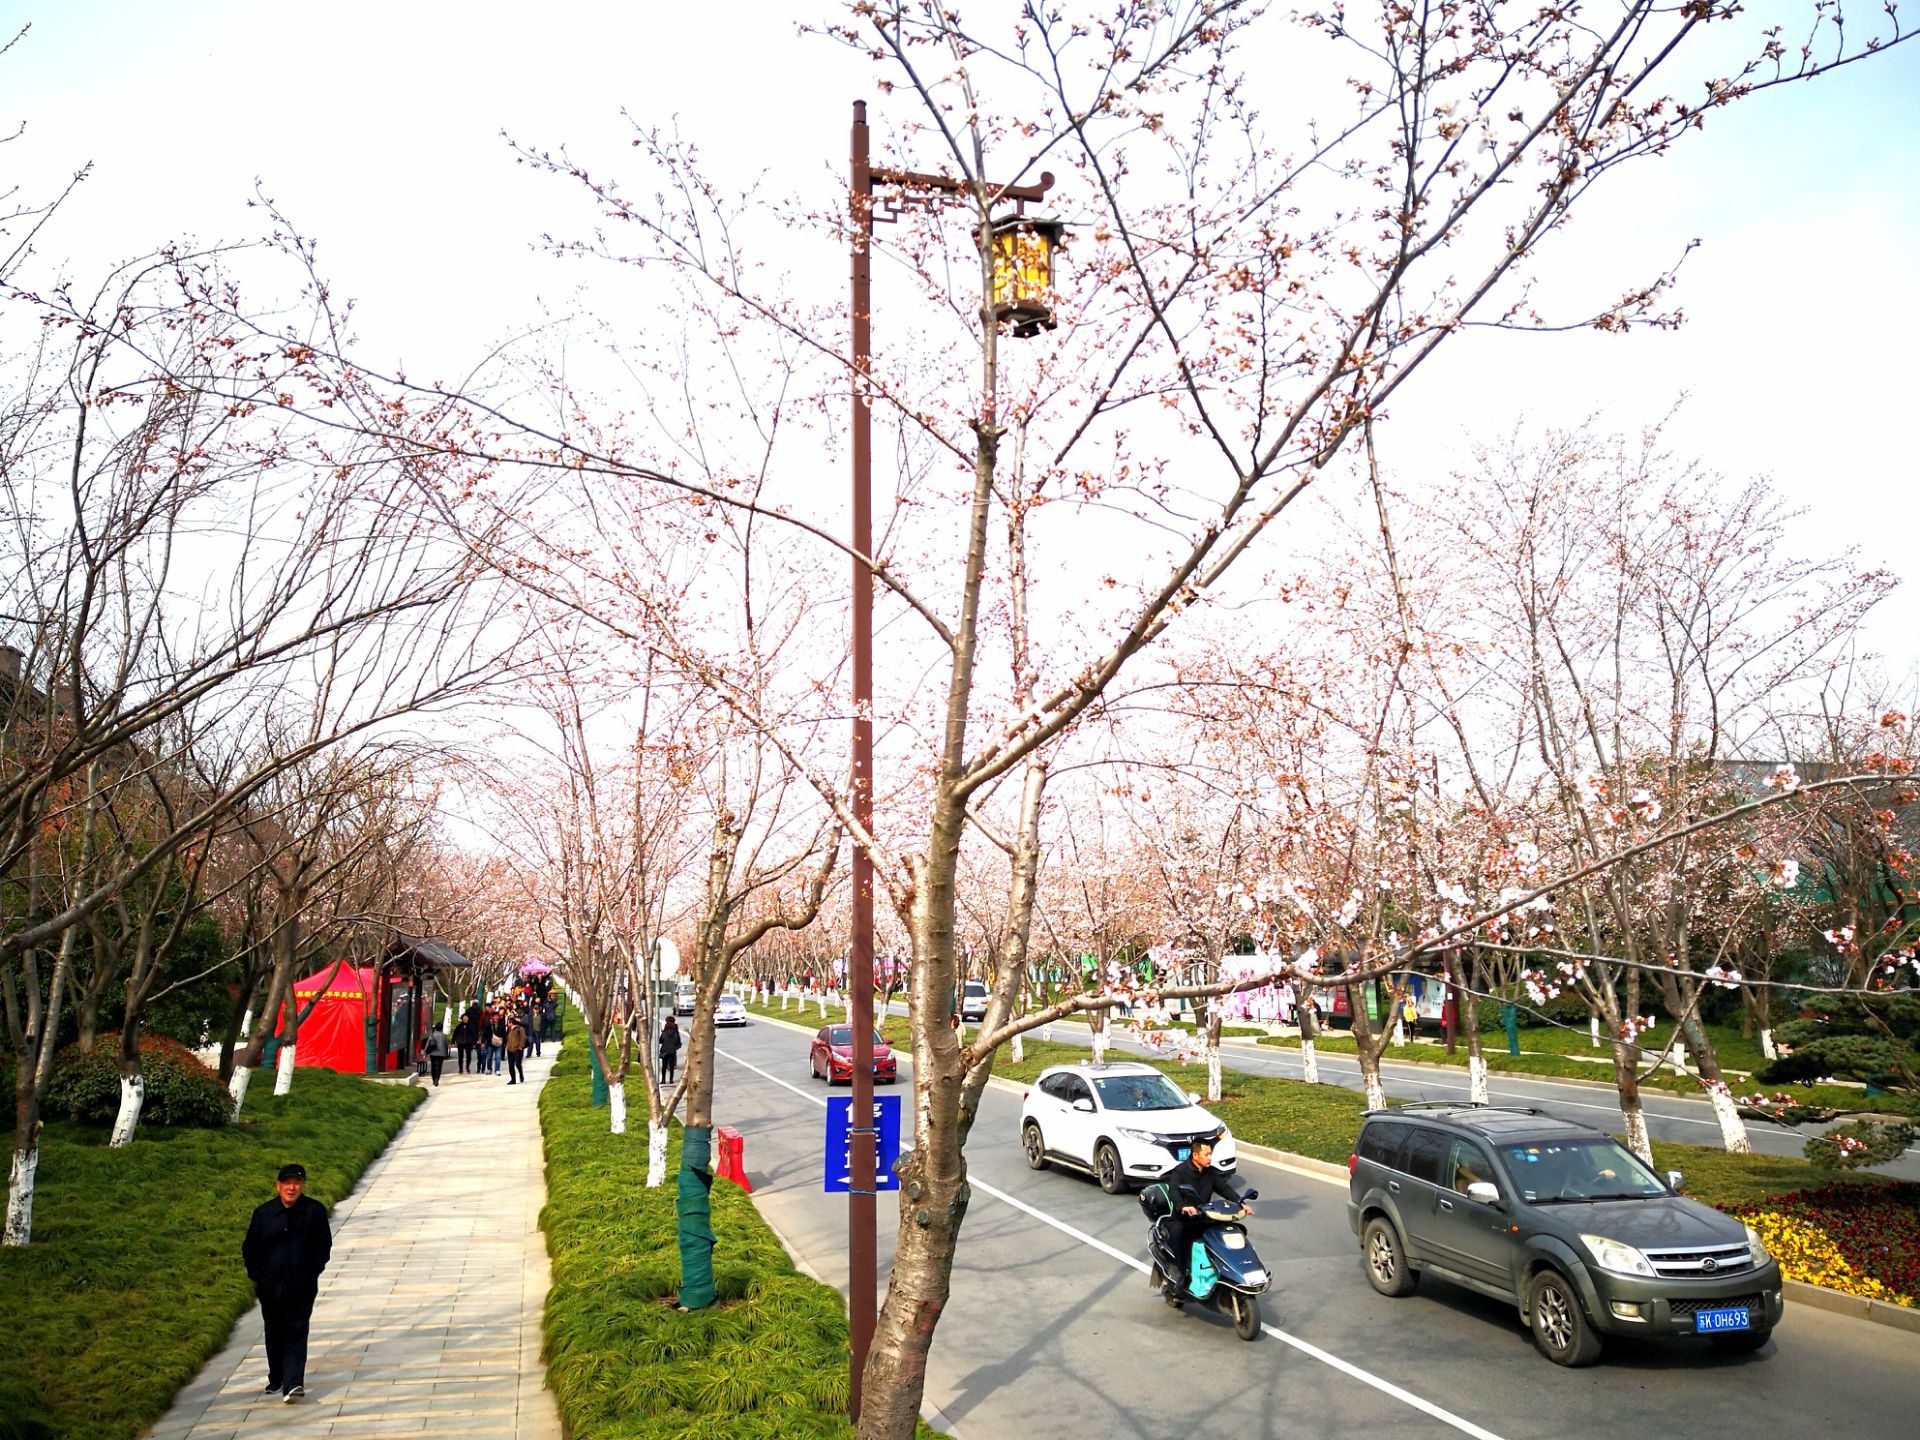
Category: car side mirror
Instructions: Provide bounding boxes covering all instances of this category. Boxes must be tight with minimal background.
[1072,1098,1095,1114]
[1466,1181,1501,1208]
[1665,1169,1684,1193]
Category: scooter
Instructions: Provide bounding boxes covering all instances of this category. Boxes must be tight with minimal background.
[1142,1186,1269,1340]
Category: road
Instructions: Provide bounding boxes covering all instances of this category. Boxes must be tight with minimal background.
[711,1016,1917,1440]
[868,1003,1920,1183]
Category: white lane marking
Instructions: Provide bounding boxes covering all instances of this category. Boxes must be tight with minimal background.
[719,1044,1510,1440]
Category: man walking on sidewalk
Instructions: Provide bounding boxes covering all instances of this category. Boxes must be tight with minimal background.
[242,1162,332,1402]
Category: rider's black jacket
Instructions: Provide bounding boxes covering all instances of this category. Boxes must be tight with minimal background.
[1164,1156,1243,1212]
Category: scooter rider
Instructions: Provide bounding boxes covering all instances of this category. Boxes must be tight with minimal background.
[1161,1133,1251,1278]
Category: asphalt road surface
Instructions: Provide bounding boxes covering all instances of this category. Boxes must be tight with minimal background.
[874,1004,1920,1183]
[712,1016,1917,1440]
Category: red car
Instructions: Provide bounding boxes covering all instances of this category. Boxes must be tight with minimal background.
[809,1025,897,1084]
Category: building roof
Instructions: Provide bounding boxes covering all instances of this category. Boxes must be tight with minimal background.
[385,934,473,970]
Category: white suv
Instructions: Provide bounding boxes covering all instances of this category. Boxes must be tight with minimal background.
[1020,1061,1238,1194]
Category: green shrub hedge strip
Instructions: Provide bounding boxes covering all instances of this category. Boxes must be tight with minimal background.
[537,1047,950,1440]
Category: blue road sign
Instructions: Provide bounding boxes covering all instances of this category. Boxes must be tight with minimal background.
[825,1093,902,1192]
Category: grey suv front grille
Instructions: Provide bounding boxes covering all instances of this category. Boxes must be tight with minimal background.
[1642,1243,1753,1278]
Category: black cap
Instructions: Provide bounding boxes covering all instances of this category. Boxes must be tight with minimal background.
[277,1163,306,1182]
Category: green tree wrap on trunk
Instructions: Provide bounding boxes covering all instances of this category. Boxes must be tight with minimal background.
[676,1124,716,1309]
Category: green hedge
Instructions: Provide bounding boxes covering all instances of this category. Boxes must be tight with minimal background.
[540,1047,897,1440]
[0,1066,423,1440]
[44,1033,231,1128]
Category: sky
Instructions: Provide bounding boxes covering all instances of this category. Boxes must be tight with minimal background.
[7,0,1918,667]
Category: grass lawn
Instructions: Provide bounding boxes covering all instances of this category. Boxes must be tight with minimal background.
[539,1046,947,1440]
[0,1067,423,1440]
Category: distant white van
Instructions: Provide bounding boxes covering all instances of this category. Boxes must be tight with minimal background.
[675,982,696,1015]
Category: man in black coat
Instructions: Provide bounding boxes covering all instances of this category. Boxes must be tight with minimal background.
[241,1162,332,1401]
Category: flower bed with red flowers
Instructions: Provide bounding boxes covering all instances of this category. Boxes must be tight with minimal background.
[1728,1182,1920,1306]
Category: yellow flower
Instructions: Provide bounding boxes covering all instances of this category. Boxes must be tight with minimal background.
[1745,1210,1909,1306]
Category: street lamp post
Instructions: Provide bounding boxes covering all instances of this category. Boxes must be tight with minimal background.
[845,98,1058,1422]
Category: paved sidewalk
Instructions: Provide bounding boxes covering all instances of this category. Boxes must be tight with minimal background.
[146,1045,564,1439]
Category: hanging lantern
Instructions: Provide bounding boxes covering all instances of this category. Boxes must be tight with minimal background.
[989,214,1065,338]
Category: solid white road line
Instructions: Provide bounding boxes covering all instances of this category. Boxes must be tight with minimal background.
[717,1044,1512,1440]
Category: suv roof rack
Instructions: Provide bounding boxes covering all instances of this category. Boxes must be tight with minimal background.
[1361,1101,1552,1118]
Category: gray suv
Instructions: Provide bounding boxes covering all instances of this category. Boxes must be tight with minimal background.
[1347,1103,1784,1366]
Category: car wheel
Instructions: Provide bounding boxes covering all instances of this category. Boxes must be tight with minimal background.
[1362,1217,1418,1297]
[1095,1141,1127,1195]
[1529,1270,1603,1367]
[1708,1327,1772,1355]
[1230,1289,1261,1341]
[1022,1122,1049,1171]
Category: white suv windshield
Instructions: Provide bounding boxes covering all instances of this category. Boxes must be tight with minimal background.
[1092,1073,1188,1111]
[1499,1137,1665,1202]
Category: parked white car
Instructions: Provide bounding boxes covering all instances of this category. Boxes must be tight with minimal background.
[1019,1061,1238,1194]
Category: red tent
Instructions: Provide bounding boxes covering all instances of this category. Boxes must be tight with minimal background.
[280,962,377,1073]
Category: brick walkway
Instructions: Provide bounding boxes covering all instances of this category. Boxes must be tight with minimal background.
[146,1045,564,1439]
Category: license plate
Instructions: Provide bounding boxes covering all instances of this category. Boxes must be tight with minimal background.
[1693,1305,1751,1333]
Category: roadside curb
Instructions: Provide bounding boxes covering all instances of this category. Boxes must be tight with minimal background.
[1782,1278,1920,1337]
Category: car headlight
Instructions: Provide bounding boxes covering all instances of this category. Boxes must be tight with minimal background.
[1116,1128,1163,1145]
[1579,1233,1656,1278]
[1745,1224,1771,1264]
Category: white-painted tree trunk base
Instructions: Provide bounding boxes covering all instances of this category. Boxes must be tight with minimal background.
[608,1080,627,1135]
[109,1074,145,1147]
[781,990,790,1010]
[1589,1016,1601,1048]
[1709,1086,1752,1153]
[1468,1053,1489,1104]
[443,1002,454,1029]
[1622,1105,1652,1164]
[816,995,827,1018]
[4,1145,37,1247]
[1091,1031,1108,1063]
[1010,1032,1023,1063]
[240,1008,254,1039]
[1362,1070,1386,1111]
[646,1121,668,1187]
[273,1045,296,1096]
[1043,1024,1054,1043]
[1206,1045,1222,1102]
[1390,1019,1405,1047]
[1759,1027,1777,1061]
[229,1064,254,1120]
[1301,1039,1319,1085]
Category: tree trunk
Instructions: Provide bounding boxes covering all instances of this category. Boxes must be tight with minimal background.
[1300,1037,1320,1085]
[1204,1010,1222,1102]
[1009,1030,1022,1063]
[1759,1025,1776,1062]
[4,1142,36,1248]
[110,1074,146,1147]
[1348,980,1387,1110]
[228,1064,253,1120]
[1090,1009,1108,1063]
[1610,1035,1652,1163]
[109,1028,145,1147]
[858,1112,967,1440]
[76,992,103,1055]
[1678,1011,1749,1153]
[608,1079,627,1135]
[647,1120,668,1188]
[675,983,720,1309]
[274,1041,296,1096]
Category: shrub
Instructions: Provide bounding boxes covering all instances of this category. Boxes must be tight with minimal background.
[1759,1033,1909,1086]
[43,1033,230,1129]
[1804,1117,1918,1171]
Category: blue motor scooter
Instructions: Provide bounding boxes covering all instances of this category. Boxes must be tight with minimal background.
[1142,1184,1269,1340]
